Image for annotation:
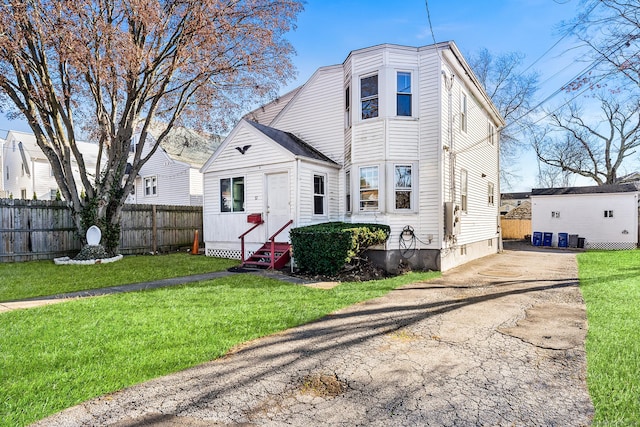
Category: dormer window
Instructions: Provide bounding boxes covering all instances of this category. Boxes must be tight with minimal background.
[361,74,378,119]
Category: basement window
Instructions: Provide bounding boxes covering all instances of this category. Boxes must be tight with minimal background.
[604,210,614,218]
[551,211,560,218]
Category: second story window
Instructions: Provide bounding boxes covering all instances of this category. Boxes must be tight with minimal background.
[361,74,378,119]
[460,92,468,132]
[397,72,412,116]
[345,86,351,128]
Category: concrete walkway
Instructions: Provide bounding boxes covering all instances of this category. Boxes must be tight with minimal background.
[32,243,594,426]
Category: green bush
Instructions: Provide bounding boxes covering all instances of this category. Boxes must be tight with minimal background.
[290,222,390,275]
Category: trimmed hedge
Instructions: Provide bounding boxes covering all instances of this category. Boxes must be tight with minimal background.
[290,222,390,275]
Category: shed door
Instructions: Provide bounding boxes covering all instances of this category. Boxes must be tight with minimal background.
[266,172,291,240]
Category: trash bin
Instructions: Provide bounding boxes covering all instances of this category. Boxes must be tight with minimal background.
[577,237,585,248]
[558,233,568,248]
[532,231,542,246]
[568,234,578,248]
[543,232,553,247]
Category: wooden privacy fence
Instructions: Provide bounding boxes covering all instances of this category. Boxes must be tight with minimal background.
[500,218,532,240]
[0,199,202,262]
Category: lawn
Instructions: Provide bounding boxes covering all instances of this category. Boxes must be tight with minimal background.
[0,253,238,302]
[578,250,640,425]
[0,269,439,426]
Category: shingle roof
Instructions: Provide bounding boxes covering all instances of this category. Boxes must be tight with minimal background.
[247,121,337,165]
[531,183,640,196]
[501,192,531,200]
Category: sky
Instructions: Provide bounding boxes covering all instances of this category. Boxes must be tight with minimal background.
[0,0,596,191]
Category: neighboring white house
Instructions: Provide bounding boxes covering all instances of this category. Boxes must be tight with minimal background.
[127,127,220,206]
[201,42,505,272]
[531,183,640,249]
[0,130,99,200]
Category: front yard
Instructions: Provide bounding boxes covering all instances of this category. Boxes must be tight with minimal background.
[0,255,438,426]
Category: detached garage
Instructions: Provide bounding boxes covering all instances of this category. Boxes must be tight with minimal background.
[531,183,640,250]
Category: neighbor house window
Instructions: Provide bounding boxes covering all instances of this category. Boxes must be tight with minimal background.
[361,74,378,119]
[397,72,412,116]
[488,182,495,205]
[144,176,157,196]
[345,170,351,213]
[604,210,614,218]
[5,166,8,181]
[460,169,468,212]
[20,189,26,199]
[220,177,245,212]
[345,86,351,128]
[460,93,468,132]
[552,211,560,218]
[313,174,325,215]
[394,165,412,209]
[359,166,379,211]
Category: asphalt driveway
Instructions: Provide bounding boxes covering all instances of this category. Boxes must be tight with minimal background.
[34,242,594,426]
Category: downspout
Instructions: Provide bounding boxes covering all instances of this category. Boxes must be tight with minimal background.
[497,127,503,253]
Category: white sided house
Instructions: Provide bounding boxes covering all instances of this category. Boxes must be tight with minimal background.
[127,128,219,206]
[531,184,640,250]
[201,42,505,272]
[0,130,99,200]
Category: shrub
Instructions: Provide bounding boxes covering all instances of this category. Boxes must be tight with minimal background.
[290,222,390,275]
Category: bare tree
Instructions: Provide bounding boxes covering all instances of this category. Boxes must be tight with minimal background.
[536,162,573,188]
[468,48,539,187]
[0,0,302,254]
[533,94,640,185]
[566,0,640,89]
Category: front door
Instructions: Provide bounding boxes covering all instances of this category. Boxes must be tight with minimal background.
[266,172,291,240]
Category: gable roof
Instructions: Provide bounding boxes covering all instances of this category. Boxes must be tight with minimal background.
[243,86,303,125]
[247,121,338,165]
[531,183,640,196]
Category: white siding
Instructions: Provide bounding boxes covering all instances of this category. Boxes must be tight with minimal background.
[272,66,344,164]
[531,192,638,249]
[136,146,191,206]
[297,162,340,226]
[418,48,444,246]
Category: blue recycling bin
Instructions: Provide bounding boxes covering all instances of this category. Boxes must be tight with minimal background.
[543,232,553,247]
[558,233,568,248]
[532,231,542,246]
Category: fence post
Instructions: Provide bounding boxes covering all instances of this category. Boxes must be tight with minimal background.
[152,204,157,254]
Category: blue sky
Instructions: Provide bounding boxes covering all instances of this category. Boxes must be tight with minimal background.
[0,0,589,191]
[283,0,591,191]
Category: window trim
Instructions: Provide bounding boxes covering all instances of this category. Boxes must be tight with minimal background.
[396,71,412,117]
[313,174,326,216]
[220,176,245,213]
[144,176,157,197]
[359,165,379,212]
[360,73,379,120]
[394,164,413,210]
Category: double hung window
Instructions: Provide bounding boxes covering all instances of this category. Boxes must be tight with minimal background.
[397,72,412,116]
[361,75,379,119]
[359,166,379,211]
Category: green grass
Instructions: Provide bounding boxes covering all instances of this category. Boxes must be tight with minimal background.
[0,271,439,426]
[0,253,238,302]
[578,250,640,425]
